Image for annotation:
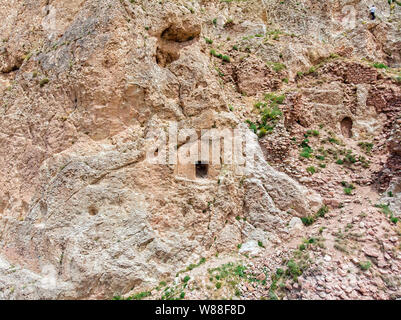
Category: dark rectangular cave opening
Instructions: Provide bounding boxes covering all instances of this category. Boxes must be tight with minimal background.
[195,161,208,179]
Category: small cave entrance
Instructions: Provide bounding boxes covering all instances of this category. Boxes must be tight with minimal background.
[156,22,200,67]
[88,205,98,216]
[341,117,353,138]
[156,45,180,67]
[195,161,208,179]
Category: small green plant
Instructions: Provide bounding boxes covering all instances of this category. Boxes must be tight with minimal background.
[183,275,190,283]
[375,203,392,216]
[372,62,388,69]
[375,204,399,224]
[258,241,264,248]
[132,291,151,300]
[306,166,316,174]
[344,152,357,164]
[306,129,320,137]
[307,237,316,244]
[286,260,302,281]
[301,216,315,226]
[247,95,283,137]
[300,145,313,159]
[204,37,213,44]
[264,93,285,104]
[328,137,341,145]
[358,142,374,154]
[210,49,231,63]
[359,261,371,271]
[222,55,231,62]
[266,61,286,73]
[344,187,353,195]
[316,205,329,217]
[215,282,222,289]
[39,78,49,87]
[224,18,233,26]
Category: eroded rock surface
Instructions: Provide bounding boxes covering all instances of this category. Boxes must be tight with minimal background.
[0,0,400,300]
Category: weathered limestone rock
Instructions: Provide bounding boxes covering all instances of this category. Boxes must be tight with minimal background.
[0,0,398,300]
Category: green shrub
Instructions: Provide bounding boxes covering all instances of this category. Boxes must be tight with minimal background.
[345,152,356,164]
[261,105,282,122]
[306,129,320,137]
[245,120,257,134]
[358,142,374,154]
[372,62,388,69]
[222,55,231,62]
[358,261,371,271]
[328,137,341,145]
[39,78,49,87]
[344,187,353,195]
[308,237,316,244]
[132,291,151,300]
[301,216,315,226]
[286,260,302,280]
[204,37,213,44]
[258,127,267,138]
[306,166,316,174]
[300,147,313,159]
[183,276,190,283]
[316,205,329,217]
[215,282,222,289]
[264,93,285,104]
[266,61,287,72]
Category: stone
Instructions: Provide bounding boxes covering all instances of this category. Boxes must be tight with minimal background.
[239,241,262,258]
[0,0,400,300]
[288,217,304,230]
[324,255,332,262]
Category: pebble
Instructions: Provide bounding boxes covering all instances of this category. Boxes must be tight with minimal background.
[324,255,332,262]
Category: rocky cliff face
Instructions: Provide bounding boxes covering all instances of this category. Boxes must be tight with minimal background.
[0,0,400,300]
